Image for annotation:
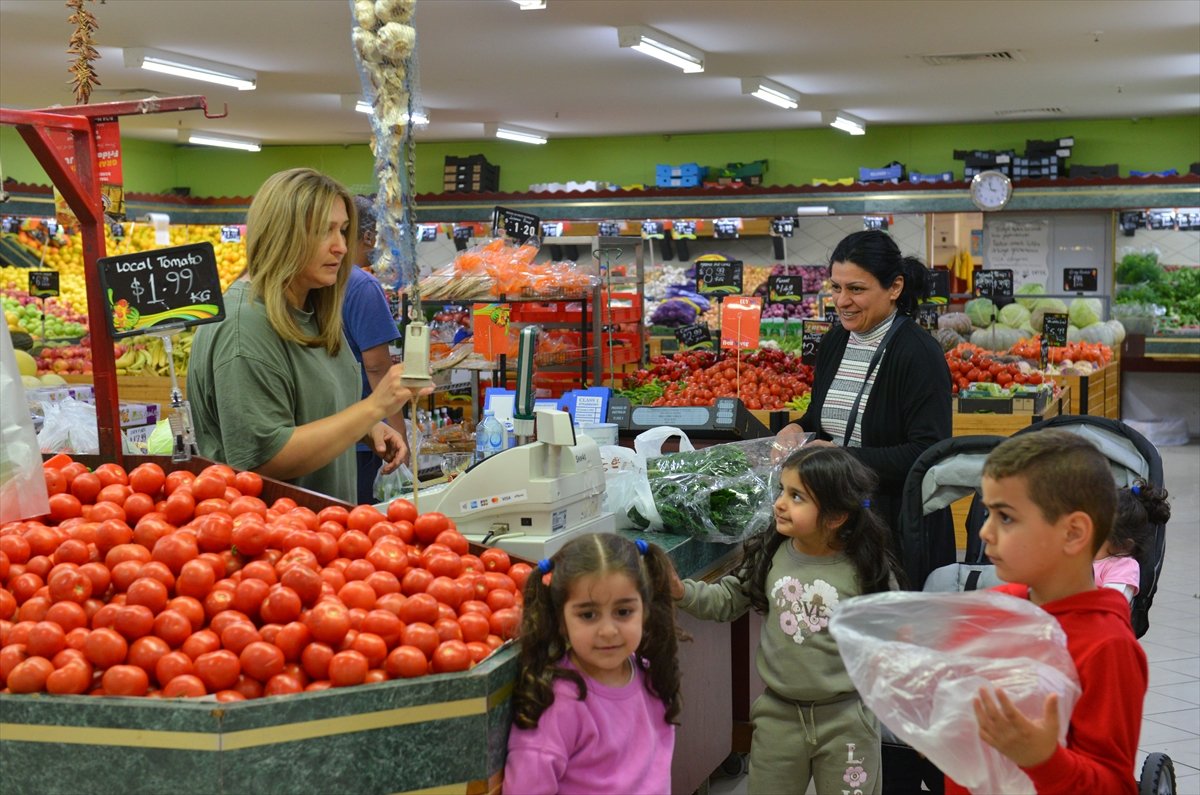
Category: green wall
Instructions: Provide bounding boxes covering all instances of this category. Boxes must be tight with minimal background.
[3,116,1197,199]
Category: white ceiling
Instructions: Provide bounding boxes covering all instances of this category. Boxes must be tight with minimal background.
[1,0,1198,146]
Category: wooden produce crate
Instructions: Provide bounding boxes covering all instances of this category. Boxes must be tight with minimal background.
[60,374,182,412]
[952,388,1066,437]
[1047,363,1109,416]
[750,409,804,433]
[1105,363,1121,419]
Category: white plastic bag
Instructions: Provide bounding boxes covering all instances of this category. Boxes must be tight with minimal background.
[36,398,100,455]
[597,427,693,531]
[0,325,50,523]
[830,590,1080,795]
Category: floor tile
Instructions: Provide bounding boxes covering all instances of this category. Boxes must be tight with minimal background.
[1141,715,1196,747]
[1144,708,1200,736]
[1143,639,1198,664]
[1173,771,1199,795]
[1152,737,1200,772]
[1144,689,1200,716]
[1159,658,1200,680]
[1147,633,1200,657]
[1149,612,1200,635]
[1152,683,1200,706]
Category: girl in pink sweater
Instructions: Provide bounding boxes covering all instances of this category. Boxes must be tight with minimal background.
[1093,480,1170,602]
[503,534,683,795]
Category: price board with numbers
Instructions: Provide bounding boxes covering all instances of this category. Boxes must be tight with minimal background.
[220,225,242,243]
[928,269,950,302]
[453,225,474,243]
[97,242,225,338]
[973,268,1014,298]
[541,221,563,238]
[419,224,440,242]
[863,215,889,231]
[28,270,60,299]
[597,220,622,237]
[1063,268,1098,293]
[713,218,741,239]
[674,323,713,351]
[641,220,666,239]
[491,206,540,244]
[770,216,795,237]
[671,220,697,239]
[767,275,803,304]
[825,307,840,324]
[801,320,832,365]
[695,260,743,296]
[1041,312,1069,347]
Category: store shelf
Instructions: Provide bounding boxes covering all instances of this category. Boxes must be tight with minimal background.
[1120,334,1200,373]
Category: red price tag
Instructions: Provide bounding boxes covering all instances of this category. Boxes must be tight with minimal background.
[720,296,762,351]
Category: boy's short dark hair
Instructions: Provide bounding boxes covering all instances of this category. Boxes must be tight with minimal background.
[983,429,1116,553]
[353,195,376,242]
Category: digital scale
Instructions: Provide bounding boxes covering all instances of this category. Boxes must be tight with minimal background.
[606,395,772,441]
[414,408,615,560]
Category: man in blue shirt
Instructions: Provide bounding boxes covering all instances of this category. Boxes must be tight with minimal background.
[342,195,403,504]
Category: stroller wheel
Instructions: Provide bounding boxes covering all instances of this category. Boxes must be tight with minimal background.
[1139,752,1176,795]
[719,752,748,777]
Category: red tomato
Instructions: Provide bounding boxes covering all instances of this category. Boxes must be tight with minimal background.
[485,588,516,612]
[70,472,103,504]
[214,688,248,702]
[95,485,131,507]
[328,650,369,687]
[434,530,468,556]
[384,645,428,679]
[386,499,417,525]
[162,674,207,698]
[305,601,351,645]
[349,632,388,668]
[274,621,311,663]
[280,565,322,606]
[260,586,303,624]
[194,649,241,691]
[154,651,195,687]
[397,592,439,626]
[196,514,234,553]
[8,656,54,693]
[239,641,285,683]
[479,548,511,574]
[125,577,169,614]
[190,475,226,503]
[45,601,88,633]
[508,562,533,592]
[489,607,522,640]
[181,629,222,661]
[220,622,262,655]
[346,505,386,535]
[233,578,271,618]
[153,609,193,648]
[342,558,376,582]
[232,674,265,700]
[412,512,449,545]
[152,533,199,574]
[364,570,401,598]
[426,576,462,610]
[263,673,303,696]
[84,627,128,668]
[300,642,334,680]
[48,493,83,522]
[465,642,492,664]
[338,581,376,611]
[47,567,92,604]
[400,568,435,597]
[231,521,269,557]
[337,530,371,560]
[401,622,439,659]
[433,618,464,644]
[102,664,149,696]
[161,493,196,527]
[129,464,166,497]
[46,660,92,694]
[425,553,463,580]
[233,471,263,498]
[44,468,68,496]
[114,605,155,640]
[458,600,492,619]
[431,640,473,674]
[456,612,491,644]
[167,596,205,631]
[26,621,67,658]
[174,559,215,601]
[126,635,170,675]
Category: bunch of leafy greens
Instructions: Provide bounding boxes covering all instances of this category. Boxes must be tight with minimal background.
[616,380,668,405]
[1116,251,1164,285]
[627,443,766,541]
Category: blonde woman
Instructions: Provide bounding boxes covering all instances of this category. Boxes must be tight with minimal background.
[188,168,419,504]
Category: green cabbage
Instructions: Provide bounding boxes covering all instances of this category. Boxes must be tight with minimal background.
[1031,299,1069,332]
[147,419,175,455]
[1105,319,1127,345]
[1068,298,1103,328]
[1078,322,1115,346]
[937,312,974,336]
[970,324,1024,352]
[965,298,997,328]
[1016,282,1046,310]
[999,303,1031,329]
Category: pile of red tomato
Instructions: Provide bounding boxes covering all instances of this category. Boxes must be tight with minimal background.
[0,456,529,700]
[944,342,1045,395]
[628,349,814,410]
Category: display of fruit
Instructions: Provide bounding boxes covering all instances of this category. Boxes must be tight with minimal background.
[1,289,88,339]
[626,348,813,410]
[112,331,196,377]
[34,342,94,375]
[0,457,526,698]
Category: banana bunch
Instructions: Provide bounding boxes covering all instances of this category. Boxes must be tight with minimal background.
[113,330,195,377]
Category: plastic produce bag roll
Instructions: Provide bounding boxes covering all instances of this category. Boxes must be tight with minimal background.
[0,324,50,522]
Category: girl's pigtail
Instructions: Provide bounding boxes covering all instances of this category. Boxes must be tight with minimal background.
[511,558,574,729]
[1132,479,1172,526]
[636,541,685,724]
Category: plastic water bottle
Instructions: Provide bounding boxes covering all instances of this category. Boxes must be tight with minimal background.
[474,410,505,462]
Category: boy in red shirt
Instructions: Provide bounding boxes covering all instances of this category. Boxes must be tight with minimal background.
[945,429,1148,795]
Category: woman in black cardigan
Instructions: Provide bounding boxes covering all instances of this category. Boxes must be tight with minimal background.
[776,231,952,558]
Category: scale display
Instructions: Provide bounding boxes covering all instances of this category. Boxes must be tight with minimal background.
[607,396,771,440]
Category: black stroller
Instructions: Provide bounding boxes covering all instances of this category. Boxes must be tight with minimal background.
[883,416,1176,795]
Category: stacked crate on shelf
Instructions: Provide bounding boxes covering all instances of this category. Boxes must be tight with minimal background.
[1047,363,1111,417]
[443,154,500,193]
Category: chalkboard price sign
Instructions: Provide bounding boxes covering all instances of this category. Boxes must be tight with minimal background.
[491,206,540,244]
[916,302,942,331]
[641,220,666,239]
[767,275,803,304]
[453,225,474,242]
[974,269,1014,298]
[220,225,242,243]
[597,221,621,237]
[97,242,225,339]
[696,260,743,295]
[1042,312,1069,347]
[771,217,795,237]
[928,269,951,301]
[801,320,832,365]
[541,221,563,238]
[825,307,840,324]
[28,270,60,298]
[671,220,697,239]
[419,224,440,242]
[713,218,741,239]
[1063,268,1098,292]
[674,323,713,350]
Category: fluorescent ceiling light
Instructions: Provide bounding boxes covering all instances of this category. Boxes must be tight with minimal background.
[796,206,834,216]
[486,123,547,145]
[741,77,800,110]
[823,110,866,135]
[181,131,261,152]
[617,26,705,74]
[510,0,546,8]
[124,47,256,91]
[348,97,428,125]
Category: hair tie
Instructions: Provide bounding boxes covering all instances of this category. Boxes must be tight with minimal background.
[1131,483,1142,496]
[635,539,649,556]
[862,499,872,509]
[537,558,554,575]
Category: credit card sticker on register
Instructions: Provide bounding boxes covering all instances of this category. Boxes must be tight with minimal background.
[461,489,528,513]
[552,509,567,534]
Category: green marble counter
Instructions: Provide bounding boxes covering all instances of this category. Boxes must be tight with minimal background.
[0,532,739,795]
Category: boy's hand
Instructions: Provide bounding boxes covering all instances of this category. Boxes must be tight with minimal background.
[974,688,1060,769]
[667,563,685,600]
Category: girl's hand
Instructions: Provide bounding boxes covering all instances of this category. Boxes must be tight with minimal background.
[974,687,1060,768]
